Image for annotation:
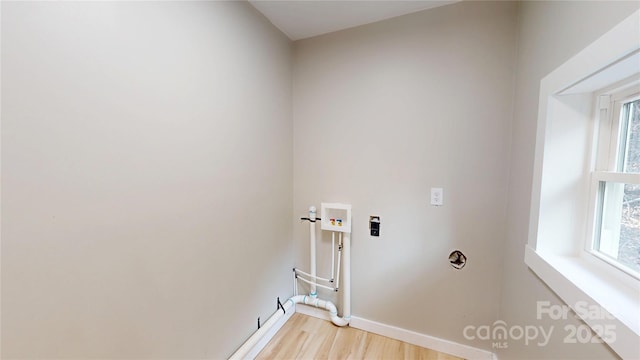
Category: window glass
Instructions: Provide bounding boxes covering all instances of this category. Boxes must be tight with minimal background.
[621,99,640,173]
[596,182,640,274]
[619,182,640,272]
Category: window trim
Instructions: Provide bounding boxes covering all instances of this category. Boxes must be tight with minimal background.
[526,9,640,359]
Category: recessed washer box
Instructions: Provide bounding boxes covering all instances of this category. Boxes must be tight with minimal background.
[320,203,352,233]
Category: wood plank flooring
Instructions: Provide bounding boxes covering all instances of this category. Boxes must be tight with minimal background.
[256,313,464,360]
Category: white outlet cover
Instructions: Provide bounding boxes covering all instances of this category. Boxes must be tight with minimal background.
[431,188,444,206]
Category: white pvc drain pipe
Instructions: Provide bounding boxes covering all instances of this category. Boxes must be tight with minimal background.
[228,205,351,360]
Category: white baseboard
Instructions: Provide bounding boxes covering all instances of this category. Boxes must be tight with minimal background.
[296,304,494,360]
[244,306,295,359]
[350,316,494,360]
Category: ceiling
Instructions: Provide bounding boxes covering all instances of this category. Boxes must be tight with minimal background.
[248,0,460,41]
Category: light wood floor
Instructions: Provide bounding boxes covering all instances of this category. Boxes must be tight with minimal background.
[256,313,464,360]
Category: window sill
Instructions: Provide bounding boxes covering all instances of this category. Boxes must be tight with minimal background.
[525,245,640,359]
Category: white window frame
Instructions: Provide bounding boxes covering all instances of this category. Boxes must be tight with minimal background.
[525,10,640,360]
[586,84,640,279]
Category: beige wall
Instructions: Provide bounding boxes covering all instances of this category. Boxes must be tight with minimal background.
[4,1,638,359]
[1,2,292,358]
[292,1,517,350]
[498,1,640,359]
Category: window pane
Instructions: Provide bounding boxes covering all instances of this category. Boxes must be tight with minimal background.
[622,99,640,173]
[597,181,640,274]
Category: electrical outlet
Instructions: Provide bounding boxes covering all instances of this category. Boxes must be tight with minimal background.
[431,188,444,206]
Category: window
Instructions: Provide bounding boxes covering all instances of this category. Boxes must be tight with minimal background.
[524,9,640,359]
[590,88,640,278]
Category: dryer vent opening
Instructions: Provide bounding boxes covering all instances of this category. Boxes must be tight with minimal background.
[449,250,466,269]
